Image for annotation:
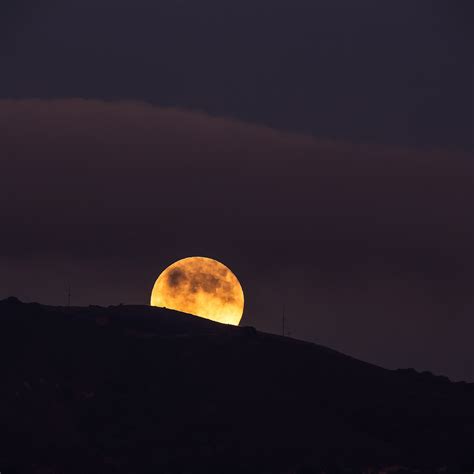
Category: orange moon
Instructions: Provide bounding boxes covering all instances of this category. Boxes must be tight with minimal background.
[150,257,244,326]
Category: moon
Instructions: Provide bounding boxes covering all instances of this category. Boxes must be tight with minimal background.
[150,257,244,326]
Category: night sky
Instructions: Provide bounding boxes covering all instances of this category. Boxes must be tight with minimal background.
[1,1,473,381]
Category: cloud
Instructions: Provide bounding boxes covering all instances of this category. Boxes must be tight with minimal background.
[1,99,471,257]
[1,99,473,380]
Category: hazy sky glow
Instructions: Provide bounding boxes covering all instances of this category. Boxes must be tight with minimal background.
[1,99,472,381]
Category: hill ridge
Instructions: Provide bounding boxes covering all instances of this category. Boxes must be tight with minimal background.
[0,297,473,473]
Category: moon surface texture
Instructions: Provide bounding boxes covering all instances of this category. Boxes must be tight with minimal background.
[150,257,244,326]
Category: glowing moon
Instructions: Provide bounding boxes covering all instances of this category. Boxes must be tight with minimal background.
[150,257,244,326]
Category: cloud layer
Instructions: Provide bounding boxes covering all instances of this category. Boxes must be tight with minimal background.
[1,99,473,380]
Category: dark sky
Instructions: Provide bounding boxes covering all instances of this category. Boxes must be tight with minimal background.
[1,2,473,381]
[2,0,473,149]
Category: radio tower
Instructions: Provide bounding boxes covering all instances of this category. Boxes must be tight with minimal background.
[67,283,71,307]
[282,302,286,337]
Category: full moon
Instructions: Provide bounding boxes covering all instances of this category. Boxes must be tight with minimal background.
[150,257,244,326]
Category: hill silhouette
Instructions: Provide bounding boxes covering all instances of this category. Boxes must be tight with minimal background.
[0,297,473,474]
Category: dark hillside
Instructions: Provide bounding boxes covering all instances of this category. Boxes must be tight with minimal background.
[0,298,473,473]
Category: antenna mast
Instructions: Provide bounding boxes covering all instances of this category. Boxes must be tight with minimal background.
[282,302,285,336]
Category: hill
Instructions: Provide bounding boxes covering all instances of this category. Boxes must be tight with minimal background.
[0,297,473,473]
